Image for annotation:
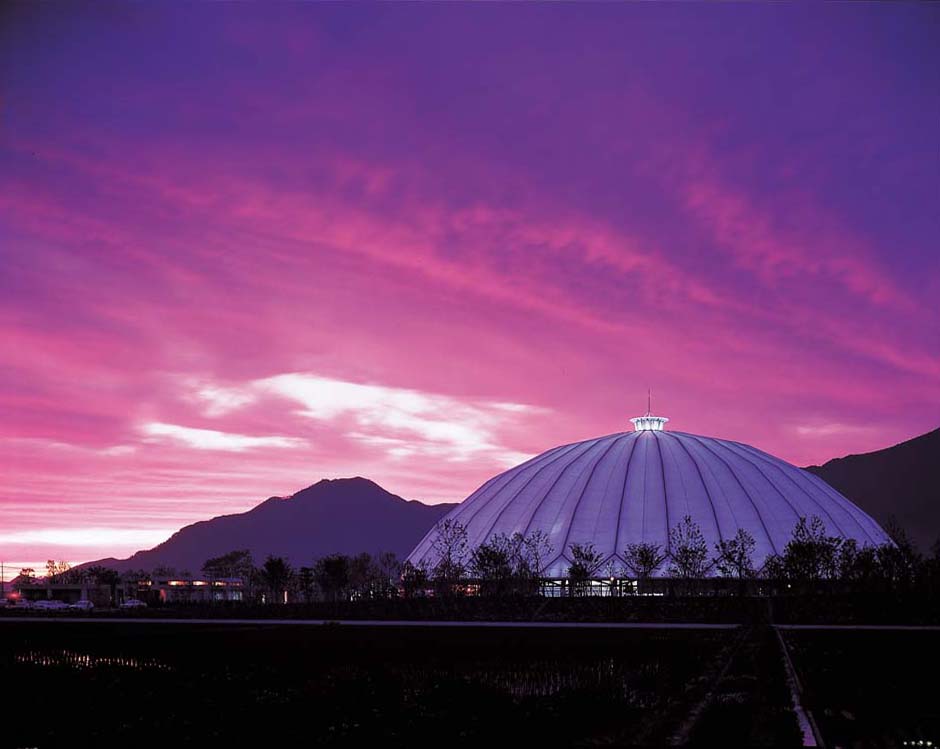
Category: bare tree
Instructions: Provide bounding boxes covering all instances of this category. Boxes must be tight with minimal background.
[782,516,842,584]
[376,552,401,598]
[471,534,515,597]
[623,542,667,593]
[668,516,709,582]
[521,530,553,594]
[45,560,80,584]
[714,528,756,578]
[567,542,604,596]
[713,528,756,594]
[876,517,921,590]
[431,518,470,595]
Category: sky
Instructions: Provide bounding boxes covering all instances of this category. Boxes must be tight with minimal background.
[1,4,938,577]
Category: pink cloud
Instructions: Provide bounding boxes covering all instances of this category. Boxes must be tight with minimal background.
[1,17,937,575]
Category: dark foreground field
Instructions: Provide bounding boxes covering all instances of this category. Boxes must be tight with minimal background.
[781,628,940,748]
[1,621,798,748]
[3,619,937,748]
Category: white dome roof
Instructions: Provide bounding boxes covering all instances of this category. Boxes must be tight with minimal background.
[407,425,890,577]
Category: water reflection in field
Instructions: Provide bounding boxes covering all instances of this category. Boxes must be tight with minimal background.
[396,656,661,700]
[15,648,172,671]
[3,623,731,746]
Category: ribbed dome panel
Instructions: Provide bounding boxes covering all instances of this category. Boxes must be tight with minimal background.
[407,430,891,577]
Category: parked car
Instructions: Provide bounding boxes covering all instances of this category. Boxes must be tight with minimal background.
[69,599,94,611]
[33,599,70,610]
[12,599,33,610]
[119,598,147,609]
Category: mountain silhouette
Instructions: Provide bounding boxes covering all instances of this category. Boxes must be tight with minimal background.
[82,477,455,573]
[806,428,940,552]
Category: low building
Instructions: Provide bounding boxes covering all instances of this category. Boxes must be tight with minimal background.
[119,576,245,605]
[18,583,113,607]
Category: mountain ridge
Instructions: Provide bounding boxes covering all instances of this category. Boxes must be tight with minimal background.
[79,477,456,573]
[80,425,940,575]
[806,427,940,551]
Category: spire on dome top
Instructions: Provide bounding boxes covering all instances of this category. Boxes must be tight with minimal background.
[631,390,668,431]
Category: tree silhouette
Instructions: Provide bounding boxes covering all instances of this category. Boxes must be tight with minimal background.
[714,529,756,578]
[668,516,709,581]
[260,556,292,604]
[349,553,378,599]
[520,531,553,594]
[13,568,36,592]
[567,543,604,596]
[837,539,880,590]
[376,551,401,598]
[296,566,316,602]
[471,534,515,597]
[202,549,254,579]
[85,566,121,604]
[400,560,429,598]
[623,542,667,593]
[313,554,350,601]
[713,528,756,595]
[431,518,469,595]
[782,516,841,584]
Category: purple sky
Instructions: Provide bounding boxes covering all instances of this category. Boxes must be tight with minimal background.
[1,3,938,573]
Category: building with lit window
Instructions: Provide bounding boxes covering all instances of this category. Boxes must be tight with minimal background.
[119,576,245,604]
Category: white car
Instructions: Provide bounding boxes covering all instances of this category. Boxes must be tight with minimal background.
[33,599,70,610]
[119,598,147,609]
[69,600,94,611]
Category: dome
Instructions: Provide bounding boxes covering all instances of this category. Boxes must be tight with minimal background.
[407,415,891,577]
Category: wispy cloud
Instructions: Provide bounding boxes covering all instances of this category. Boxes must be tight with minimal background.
[193,383,258,417]
[0,527,175,549]
[141,422,305,451]
[792,422,879,438]
[195,373,543,466]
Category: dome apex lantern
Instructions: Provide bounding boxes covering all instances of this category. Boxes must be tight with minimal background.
[630,414,669,431]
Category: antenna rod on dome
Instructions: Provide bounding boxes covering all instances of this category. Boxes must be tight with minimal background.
[631,390,668,431]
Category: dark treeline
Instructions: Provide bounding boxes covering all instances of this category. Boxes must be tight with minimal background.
[195,549,405,603]
[12,550,406,605]
[411,513,940,599]
[15,514,938,604]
